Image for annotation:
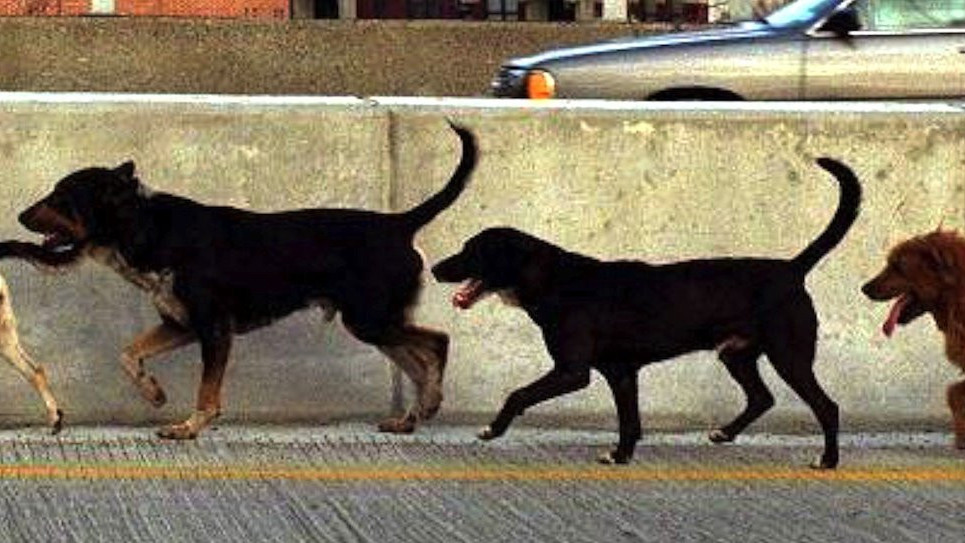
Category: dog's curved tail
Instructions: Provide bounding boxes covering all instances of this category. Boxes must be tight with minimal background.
[398,121,478,232]
[791,157,862,274]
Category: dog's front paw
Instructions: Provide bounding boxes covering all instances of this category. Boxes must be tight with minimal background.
[809,454,838,470]
[378,416,416,434]
[49,409,64,435]
[708,429,735,443]
[157,422,199,440]
[597,448,631,465]
[477,425,505,441]
[954,434,965,450]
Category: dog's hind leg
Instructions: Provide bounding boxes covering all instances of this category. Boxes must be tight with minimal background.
[376,325,449,433]
[121,322,196,408]
[377,345,423,433]
[402,325,448,421]
[946,380,965,449]
[709,347,772,444]
[765,299,839,469]
[0,343,62,434]
[771,359,839,470]
[343,302,449,433]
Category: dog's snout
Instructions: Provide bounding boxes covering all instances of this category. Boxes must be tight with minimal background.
[430,261,448,280]
[861,276,891,301]
[17,205,38,229]
[431,256,462,282]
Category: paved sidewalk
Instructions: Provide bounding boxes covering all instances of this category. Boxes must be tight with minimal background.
[0,424,962,542]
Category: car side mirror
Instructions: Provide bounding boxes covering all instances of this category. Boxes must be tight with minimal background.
[820,8,861,38]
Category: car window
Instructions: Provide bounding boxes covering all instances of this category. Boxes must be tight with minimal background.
[855,0,965,30]
[766,0,845,27]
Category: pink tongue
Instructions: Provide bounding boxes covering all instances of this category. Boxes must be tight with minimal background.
[452,290,473,309]
[882,295,909,338]
[452,280,482,310]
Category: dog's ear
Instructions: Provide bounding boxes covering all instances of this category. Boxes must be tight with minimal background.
[114,161,136,180]
[101,161,142,217]
[110,161,142,197]
[926,239,960,286]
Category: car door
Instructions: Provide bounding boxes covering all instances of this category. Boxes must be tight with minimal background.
[803,0,965,99]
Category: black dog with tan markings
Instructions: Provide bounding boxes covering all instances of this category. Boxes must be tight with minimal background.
[0,122,477,439]
[433,158,860,469]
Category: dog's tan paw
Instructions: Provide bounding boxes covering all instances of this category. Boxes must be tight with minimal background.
[157,409,218,440]
[378,417,416,434]
[157,422,198,440]
[708,429,735,443]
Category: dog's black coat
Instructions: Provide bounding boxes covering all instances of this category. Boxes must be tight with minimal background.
[0,122,477,437]
[433,158,861,468]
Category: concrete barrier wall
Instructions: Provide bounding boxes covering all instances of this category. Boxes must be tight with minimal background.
[0,93,963,434]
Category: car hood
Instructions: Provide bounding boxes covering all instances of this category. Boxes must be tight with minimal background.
[505,23,784,68]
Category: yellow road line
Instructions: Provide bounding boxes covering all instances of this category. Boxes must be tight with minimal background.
[0,464,963,483]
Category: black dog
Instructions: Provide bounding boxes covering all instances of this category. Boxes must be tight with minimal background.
[0,122,477,439]
[433,158,860,468]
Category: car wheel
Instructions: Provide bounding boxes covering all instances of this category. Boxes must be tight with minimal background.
[648,88,744,101]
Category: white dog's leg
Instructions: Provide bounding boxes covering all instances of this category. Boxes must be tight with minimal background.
[0,275,62,433]
[0,343,62,433]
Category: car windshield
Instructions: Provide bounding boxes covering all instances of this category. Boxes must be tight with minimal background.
[765,0,850,27]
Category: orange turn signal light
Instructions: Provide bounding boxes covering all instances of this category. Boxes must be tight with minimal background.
[526,71,556,100]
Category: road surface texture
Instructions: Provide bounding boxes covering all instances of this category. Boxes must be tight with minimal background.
[0,424,961,542]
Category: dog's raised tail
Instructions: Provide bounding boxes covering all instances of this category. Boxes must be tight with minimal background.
[399,121,478,231]
[791,157,862,274]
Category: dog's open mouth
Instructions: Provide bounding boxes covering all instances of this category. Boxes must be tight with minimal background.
[452,279,487,309]
[19,202,88,256]
[40,231,78,253]
[882,293,924,337]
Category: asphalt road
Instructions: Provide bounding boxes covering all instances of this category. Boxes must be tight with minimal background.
[0,424,962,542]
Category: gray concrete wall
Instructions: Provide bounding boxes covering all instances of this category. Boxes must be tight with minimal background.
[0,18,681,97]
[0,94,962,434]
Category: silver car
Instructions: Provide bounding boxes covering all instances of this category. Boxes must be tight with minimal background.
[492,0,965,100]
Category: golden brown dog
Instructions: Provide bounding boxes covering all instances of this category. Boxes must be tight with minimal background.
[0,273,62,433]
[863,229,965,448]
